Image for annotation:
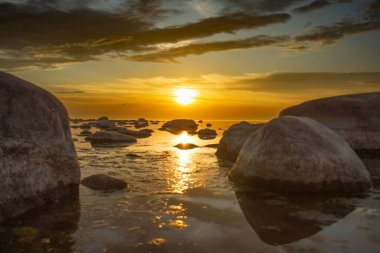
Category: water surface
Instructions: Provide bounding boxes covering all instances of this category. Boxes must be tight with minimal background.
[1,120,380,253]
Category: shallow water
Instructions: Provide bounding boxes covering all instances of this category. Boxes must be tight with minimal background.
[1,120,380,253]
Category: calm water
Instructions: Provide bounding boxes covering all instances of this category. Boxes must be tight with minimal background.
[1,120,380,253]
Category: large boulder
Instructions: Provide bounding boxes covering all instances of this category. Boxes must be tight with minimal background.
[216,122,263,161]
[0,72,80,221]
[160,119,198,134]
[229,116,372,193]
[280,93,380,155]
[85,131,137,144]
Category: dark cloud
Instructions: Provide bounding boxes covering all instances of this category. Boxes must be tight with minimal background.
[293,0,351,14]
[219,0,303,14]
[294,20,380,45]
[0,0,378,68]
[364,0,380,20]
[0,0,290,69]
[228,72,380,93]
[129,35,290,63]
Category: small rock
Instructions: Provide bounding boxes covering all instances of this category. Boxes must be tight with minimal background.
[79,130,92,136]
[175,143,198,150]
[160,119,198,134]
[85,131,137,144]
[198,129,217,140]
[81,174,127,190]
[98,116,109,121]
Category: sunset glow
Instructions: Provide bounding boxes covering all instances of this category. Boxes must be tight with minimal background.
[174,88,197,105]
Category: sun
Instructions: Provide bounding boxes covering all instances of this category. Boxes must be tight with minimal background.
[174,88,197,105]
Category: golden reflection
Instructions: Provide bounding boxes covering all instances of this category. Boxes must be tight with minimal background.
[147,237,167,246]
[177,131,193,144]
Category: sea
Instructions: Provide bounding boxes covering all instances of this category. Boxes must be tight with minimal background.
[1,120,380,253]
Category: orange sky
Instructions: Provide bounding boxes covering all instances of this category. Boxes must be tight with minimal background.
[2,0,380,120]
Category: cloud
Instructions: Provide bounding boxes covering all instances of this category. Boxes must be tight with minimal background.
[218,0,303,14]
[225,72,380,93]
[294,20,380,45]
[129,35,290,63]
[0,0,290,70]
[0,0,379,68]
[293,0,351,14]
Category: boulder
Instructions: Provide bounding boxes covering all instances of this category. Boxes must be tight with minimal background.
[134,118,149,128]
[197,128,217,140]
[0,72,80,221]
[81,174,127,190]
[85,131,137,144]
[206,123,212,127]
[160,119,198,134]
[98,116,109,121]
[280,93,380,155]
[216,122,263,161]
[229,116,372,193]
[96,120,116,129]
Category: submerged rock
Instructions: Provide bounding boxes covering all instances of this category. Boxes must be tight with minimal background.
[236,191,356,245]
[85,131,137,144]
[79,123,91,129]
[175,143,198,150]
[160,119,198,134]
[216,121,263,161]
[229,116,372,193]
[0,72,80,221]
[126,153,142,159]
[81,174,128,190]
[79,130,92,136]
[198,128,217,140]
[280,92,380,156]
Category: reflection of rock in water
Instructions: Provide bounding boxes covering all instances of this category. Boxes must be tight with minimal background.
[236,191,357,246]
[0,194,80,253]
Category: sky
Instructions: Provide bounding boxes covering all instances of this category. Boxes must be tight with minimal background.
[1,0,380,120]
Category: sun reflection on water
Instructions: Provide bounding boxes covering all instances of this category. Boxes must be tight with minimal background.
[176,131,193,144]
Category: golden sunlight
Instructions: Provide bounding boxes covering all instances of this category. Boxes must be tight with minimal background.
[177,131,192,144]
[174,88,197,105]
